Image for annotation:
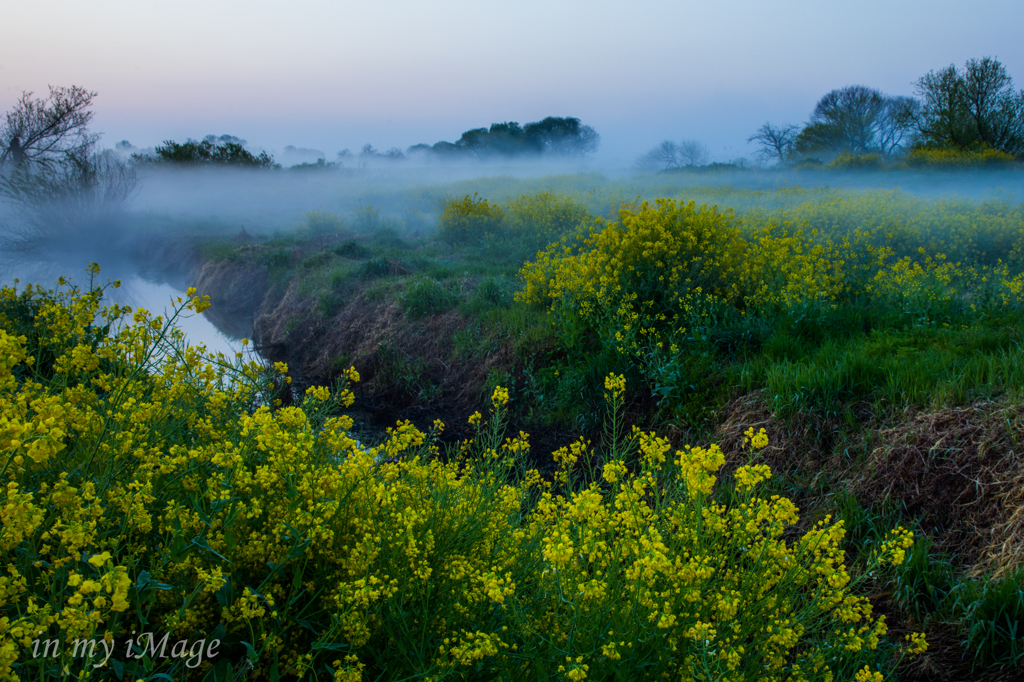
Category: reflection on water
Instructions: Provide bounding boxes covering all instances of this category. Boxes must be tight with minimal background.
[116,278,244,358]
[0,259,242,359]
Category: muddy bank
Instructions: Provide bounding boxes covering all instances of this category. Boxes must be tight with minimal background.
[189,251,530,435]
[191,256,270,340]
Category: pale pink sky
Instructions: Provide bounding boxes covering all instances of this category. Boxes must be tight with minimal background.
[3,0,1022,165]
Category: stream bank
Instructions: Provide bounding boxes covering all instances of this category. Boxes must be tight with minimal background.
[188,238,556,450]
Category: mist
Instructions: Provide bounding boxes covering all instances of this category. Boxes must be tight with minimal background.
[4,157,1022,307]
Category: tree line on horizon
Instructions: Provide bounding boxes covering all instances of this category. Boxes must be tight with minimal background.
[743,56,1024,167]
[635,57,1024,171]
[407,116,600,159]
[2,56,1023,182]
[83,116,602,171]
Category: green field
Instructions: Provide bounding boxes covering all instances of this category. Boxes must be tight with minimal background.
[5,171,1024,680]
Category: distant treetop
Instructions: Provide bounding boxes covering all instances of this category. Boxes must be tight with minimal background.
[746,56,1024,167]
[410,116,600,159]
[136,135,279,169]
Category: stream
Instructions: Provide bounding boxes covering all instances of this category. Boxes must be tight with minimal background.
[0,256,244,359]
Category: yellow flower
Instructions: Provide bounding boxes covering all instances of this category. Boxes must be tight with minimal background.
[87,551,112,568]
[854,666,883,682]
[734,464,772,490]
[305,385,331,402]
[491,386,510,408]
[603,373,626,400]
[905,632,928,656]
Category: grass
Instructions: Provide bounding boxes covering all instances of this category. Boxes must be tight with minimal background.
[18,176,1024,679]
[194,187,1024,438]
[188,184,1024,680]
[398,277,461,318]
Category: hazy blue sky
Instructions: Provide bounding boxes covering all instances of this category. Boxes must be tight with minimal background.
[2,0,1023,165]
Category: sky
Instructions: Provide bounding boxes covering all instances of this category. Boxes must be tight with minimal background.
[2,0,1023,166]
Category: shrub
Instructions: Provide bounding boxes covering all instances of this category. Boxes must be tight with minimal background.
[399,277,461,318]
[435,193,504,246]
[519,199,746,318]
[828,153,883,170]
[300,210,345,236]
[0,279,926,679]
[501,191,592,257]
[903,147,1017,168]
[332,239,371,260]
[350,205,405,242]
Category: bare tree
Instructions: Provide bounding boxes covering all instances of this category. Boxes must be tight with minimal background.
[875,96,921,155]
[810,85,887,153]
[637,140,682,170]
[792,85,923,158]
[0,149,137,251]
[1,86,98,166]
[0,86,137,252]
[748,122,798,164]
[678,139,709,166]
[636,139,709,171]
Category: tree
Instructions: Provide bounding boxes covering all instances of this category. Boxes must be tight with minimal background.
[523,117,600,156]
[748,123,798,164]
[678,139,709,166]
[485,122,527,155]
[638,140,683,170]
[636,139,708,171]
[0,85,137,251]
[0,148,136,250]
[1,86,98,166]
[455,128,490,154]
[915,57,1024,156]
[793,85,919,158]
[142,137,278,168]
[807,86,886,154]
[875,96,921,155]
[413,116,600,159]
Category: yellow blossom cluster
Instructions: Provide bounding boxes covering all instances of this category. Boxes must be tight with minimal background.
[517,192,1024,375]
[0,275,926,681]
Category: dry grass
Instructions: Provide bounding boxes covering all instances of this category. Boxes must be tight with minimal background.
[713,391,1024,580]
[850,400,1024,578]
[252,274,515,429]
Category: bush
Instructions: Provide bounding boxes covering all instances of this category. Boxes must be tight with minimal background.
[300,210,345,237]
[501,191,592,257]
[399,277,461,318]
[435,193,504,246]
[519,199,746,318]
[0,280,926,679]
[903,146,1017,168]
[332,239,371,260]
[828,153,883,170]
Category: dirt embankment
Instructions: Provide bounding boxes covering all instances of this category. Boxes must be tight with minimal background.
[715,391,1024,579]
[191,257,271,340]
[189,253,524,438]
[258,284,514,421]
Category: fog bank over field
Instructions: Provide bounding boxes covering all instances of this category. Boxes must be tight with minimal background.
[124,163,1024,237]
